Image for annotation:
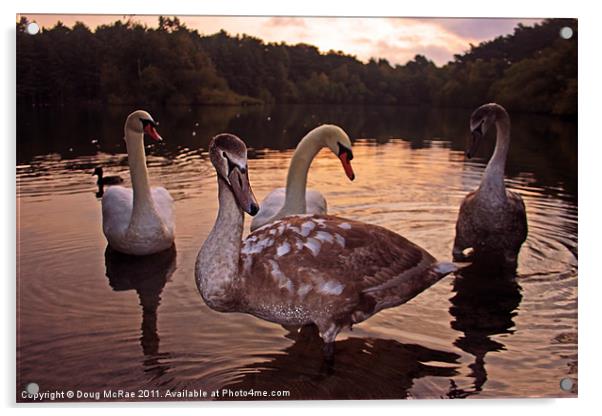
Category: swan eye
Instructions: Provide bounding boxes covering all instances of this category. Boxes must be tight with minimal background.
[478,119,485,133]
[140,118,157,128]
[222,152,237,175]
[220,150,245,176]
[338,143,354,161]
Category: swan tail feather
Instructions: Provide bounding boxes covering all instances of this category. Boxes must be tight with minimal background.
[432,261,471,277]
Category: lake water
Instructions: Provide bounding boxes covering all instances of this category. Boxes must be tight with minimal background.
[16,104,577,401]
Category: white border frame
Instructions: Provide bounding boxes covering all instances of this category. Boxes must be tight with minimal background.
[3,1,598,415]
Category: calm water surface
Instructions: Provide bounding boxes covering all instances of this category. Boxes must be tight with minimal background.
[16,105,577,400]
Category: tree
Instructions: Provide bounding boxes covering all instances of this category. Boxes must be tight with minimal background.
[16,17,577,116]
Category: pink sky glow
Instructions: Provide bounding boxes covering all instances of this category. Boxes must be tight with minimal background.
[20,14,541,66]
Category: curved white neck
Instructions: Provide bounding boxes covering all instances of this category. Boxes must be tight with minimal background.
[196,176,244,309]
[478,115,511,201]
[279,130,324,216]
[125,129,157,227]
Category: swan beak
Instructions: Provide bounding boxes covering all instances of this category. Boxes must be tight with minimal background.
[339,152,355,181]
[229,167,259,216]
[466,129,482,159]
[144,124,163,142]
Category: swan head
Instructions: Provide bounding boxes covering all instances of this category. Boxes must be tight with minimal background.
[316,124,355,181]
[467,103,508,159]
[209,133,259,216]
[92,167,103,177]
[124,110,163,142]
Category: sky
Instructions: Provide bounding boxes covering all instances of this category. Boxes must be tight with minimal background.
[21,14,541,66]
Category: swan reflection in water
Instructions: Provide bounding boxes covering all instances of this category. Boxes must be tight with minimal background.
[219,324,461,400]
[447,264,522,398]
[104,245,177,378]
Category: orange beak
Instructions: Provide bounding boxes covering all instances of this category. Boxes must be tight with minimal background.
[144,124,163,142]
[339,152,355,181]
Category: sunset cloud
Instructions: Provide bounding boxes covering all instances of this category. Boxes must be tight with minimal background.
[20,14,541,65]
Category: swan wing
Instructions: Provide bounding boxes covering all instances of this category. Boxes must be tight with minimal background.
[305,189,327,215]
[455,190,478,236]
[151,186,175,234]
[251,188,286,231]
[507,190,528,245]
[101,186,133,237]
[241,215,440,319]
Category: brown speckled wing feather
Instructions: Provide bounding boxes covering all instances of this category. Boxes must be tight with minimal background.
[332,218,434,292]
[507,190,528,246]
[238,215,438,325]
[455,191,478,235]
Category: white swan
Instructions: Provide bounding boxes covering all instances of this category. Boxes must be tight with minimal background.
[101,110,175,256]
[196,134,459,360]
[250,124,354,231]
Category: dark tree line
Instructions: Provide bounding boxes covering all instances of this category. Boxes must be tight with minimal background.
[16,17,577,116]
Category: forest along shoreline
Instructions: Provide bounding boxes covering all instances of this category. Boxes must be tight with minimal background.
[17,17,576,118]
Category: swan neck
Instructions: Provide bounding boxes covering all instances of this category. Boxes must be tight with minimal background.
[479,116,510,199]
[196,176,244,308]
[125,130,155,217]
[282,131,323,214]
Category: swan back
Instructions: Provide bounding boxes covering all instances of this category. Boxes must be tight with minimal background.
[240,214,453,328]
[151,187,175,233]
[102,186,134,238]
[251,188,327,230]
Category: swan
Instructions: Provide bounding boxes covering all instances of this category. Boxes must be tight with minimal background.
[250,124,355,231]
[196,133,460,360]
[92,167,124,186]
[101,110,175,256]
[452,103,527,267]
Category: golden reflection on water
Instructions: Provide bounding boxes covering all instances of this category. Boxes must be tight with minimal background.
[17,137,577,400]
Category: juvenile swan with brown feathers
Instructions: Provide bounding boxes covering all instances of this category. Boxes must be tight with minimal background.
[196,133,462,359]
[453,103,527,268]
